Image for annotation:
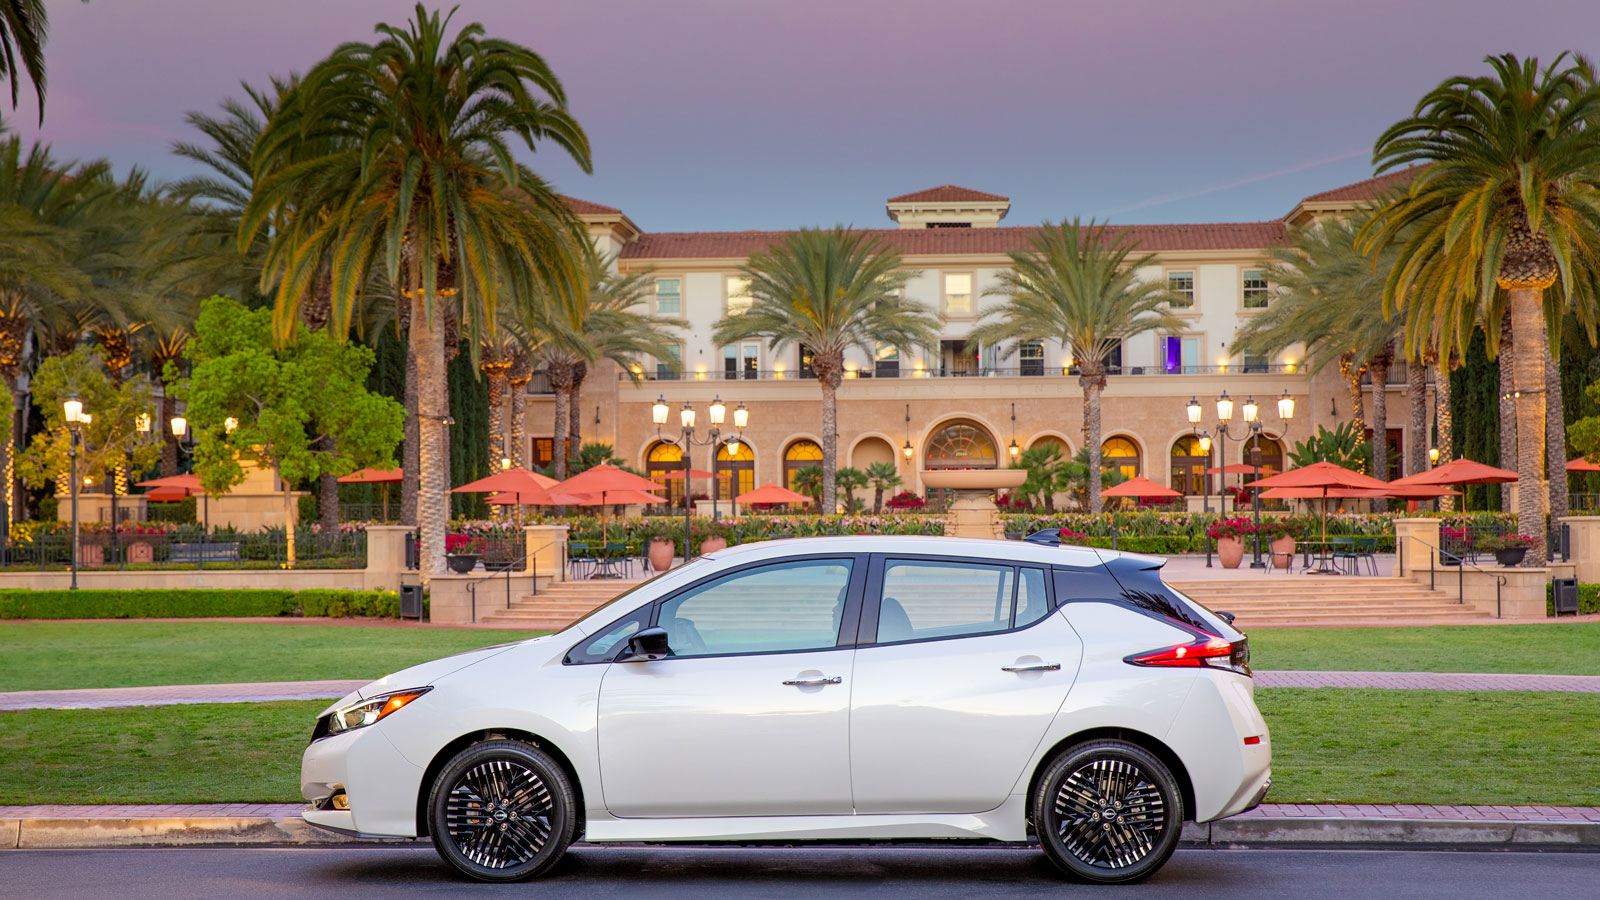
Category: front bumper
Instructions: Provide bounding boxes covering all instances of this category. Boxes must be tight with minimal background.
[301,725,426,838]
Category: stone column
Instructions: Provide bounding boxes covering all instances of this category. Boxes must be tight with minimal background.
[525,524,570,582]
[1559,516,1600,583]
[364,524,413,591]
[1393,517,1441,579]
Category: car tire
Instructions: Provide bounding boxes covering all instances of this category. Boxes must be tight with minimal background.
[1033,739,1184,885]
[427,738,578,882]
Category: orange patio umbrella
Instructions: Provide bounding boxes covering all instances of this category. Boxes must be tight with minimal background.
[137,474,210,529]
[1100,476,1182,500]
[1567,457,1600,472]
[1389,458,1516,513]
[337,467,403,521]
[454,467,563,522]
[551,465,667,544]
[735,483,813,505]
[1246,462,1393,546]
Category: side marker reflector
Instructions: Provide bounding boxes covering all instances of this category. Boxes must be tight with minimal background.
[1243,735,1261,746]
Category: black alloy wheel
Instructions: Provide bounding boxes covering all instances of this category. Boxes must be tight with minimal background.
[1034,740,1184,884]
[427,739,578,882]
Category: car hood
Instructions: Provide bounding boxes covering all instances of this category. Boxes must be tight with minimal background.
[317,636,546,716]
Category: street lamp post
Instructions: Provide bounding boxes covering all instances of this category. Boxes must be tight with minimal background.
[1241,391,1296,568]
[64,397,86,589]
[169,415,216,569]
[1188,392,1293,567]
[652,395,747,563]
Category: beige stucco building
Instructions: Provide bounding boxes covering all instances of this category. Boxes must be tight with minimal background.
[531,173,1428,510]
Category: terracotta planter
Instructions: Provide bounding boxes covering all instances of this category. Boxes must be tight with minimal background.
[648,539,675,571]
[1217,537,1244,569]
[699,536,728,555]
[1270,536,1296,570]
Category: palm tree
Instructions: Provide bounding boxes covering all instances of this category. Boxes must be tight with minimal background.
[244,5,592,579]
[1013,442,1071,512]
[791,465,824,513]
[1361,53,1600,563]
[715,227,940,508]
[835,466,867,513]
[864,460,901,513]
[970,219,1184,513]
[565,260,680,461]
[1234,213,1408,501]
[0,1,49,119]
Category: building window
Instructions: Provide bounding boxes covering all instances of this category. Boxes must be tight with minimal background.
[1020,340,1044,376]
[783,440,824,492]
[943,272,973,316]
[1167,271,1195,308]
[726,276,753,316]
[799,344,815,378]
[1161,336,1199,375]
[646,441,686,507]
[724,343,760,380]
[1242,269,1269,309]
[530,438,554,469]
[1101,436,1141,481]
[1243,435,1284,476]
[1170,435,1210,496]
[656,344,682,381]
[924,420,998,470]
[654,278,681,316]
[715,440,755,501]
[1243,354,1269,374]
[875,343,900,378]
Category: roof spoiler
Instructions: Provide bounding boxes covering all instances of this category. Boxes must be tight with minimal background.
[1023,529,1071,546]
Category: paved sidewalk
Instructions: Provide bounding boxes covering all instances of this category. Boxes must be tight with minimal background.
[1254,670,1600,692]
[0,680,366,711]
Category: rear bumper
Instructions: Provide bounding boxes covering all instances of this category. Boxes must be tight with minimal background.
[1167,671,1273,823]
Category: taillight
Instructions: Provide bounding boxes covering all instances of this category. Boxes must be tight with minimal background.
[1125,635,1251,676]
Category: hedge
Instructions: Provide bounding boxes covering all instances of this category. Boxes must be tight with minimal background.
[0,589,403,620]
[1546,582,1600,616]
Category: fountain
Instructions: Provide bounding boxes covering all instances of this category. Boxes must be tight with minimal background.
[920,469,1027,540]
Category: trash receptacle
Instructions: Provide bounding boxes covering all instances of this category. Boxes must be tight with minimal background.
[400,583,424,620]
[1553,577,1580,616]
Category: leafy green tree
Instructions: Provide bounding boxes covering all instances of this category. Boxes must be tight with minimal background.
[1361,52,1600,562]
[835,466,867,513]
[244,4,592,579]
[864,460,901,513]
[714,227,940,510]
[1288,422,1372,472]
[15,348,159,511]
[791,465,824,513]
[971,220,1185,512]
[172,296,403,564]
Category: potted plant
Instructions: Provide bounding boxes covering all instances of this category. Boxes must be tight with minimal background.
[444,534,485,574]
[1206,517,1255,569]
[1476,532,1534,567]
[642,520,677,572]
[699,519,732,555]
[1258,517,1299,570]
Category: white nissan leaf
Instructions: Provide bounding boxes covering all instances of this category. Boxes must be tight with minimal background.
[301,535,1271,884]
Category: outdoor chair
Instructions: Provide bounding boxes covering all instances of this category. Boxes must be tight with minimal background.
[567,541,594,579]
[1330,536,1358,574]
[603,541,632,578]
[1353,537,1379,575]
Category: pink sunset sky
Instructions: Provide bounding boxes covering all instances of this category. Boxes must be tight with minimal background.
[11,0,1600,231]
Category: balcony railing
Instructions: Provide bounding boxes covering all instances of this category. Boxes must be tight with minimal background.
[623,363,1306,382]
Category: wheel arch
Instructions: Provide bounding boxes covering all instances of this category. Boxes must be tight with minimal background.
[414,728,588,839]
[1027,727,1196,824]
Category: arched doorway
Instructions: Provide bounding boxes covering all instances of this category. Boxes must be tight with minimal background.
[1101,436,1141,481]
[1170,435,1211,496]
[645,441,684,507]
[715,441,755,501]
[923,419,998,469]
[783,439,823,491]
[1243,435,1284,476]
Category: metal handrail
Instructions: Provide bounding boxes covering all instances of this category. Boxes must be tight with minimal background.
[463,540,557,624]
[1403,537,1508,617]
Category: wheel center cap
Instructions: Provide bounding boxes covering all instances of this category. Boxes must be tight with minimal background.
[492,809,508,822]
[1101,807,1117,821]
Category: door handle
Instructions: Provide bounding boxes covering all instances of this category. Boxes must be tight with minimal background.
[1001,662,1061,672]
[782,676,842,686]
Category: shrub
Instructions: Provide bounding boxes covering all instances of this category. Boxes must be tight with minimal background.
[295,589,403,618]
[1546,582,1600,616]
[1207,517,1256,540]
[1476,533,1534,553]
[0,588,402,620]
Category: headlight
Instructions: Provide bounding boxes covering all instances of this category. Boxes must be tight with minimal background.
[312,687,431,741]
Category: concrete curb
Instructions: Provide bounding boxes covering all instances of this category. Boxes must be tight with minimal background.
[5,814,1599,851]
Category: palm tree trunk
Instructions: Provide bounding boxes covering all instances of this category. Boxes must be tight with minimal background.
[483,362,507,469]
[873,485,884,514]
[569,362,587,459]
[821,383,838,515]
[1,370,15,528]
[1368,359,1389,512]
[411,289,450,581]
[1436,352,1454,511]
[1081,369,1104,514]
[401,339,420,527]
[159,390,179,477]
[1547,339,1568,528]
[509,377,527,467]
[1498,314,1516,512]
[551,387,570,480]
[319,436,339,532]
[1408,357,1428,477]
[1508,289,1547,564]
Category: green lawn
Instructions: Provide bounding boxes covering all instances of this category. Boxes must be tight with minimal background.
[3,689,1596,806]
[1248,622,1600,675]
[0,622,542,692]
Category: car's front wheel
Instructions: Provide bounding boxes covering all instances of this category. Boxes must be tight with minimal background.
[1033,739,1184,884]
[427,739,577,882]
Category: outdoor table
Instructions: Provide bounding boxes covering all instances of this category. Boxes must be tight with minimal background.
[1297,540,1347,575]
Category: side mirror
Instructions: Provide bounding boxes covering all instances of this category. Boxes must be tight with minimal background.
[617,626,671,662]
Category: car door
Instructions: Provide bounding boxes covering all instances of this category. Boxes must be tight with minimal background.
[597,555,865,818]
[849,556,1083,814]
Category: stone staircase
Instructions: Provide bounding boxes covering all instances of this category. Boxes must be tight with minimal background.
[476,579,646,630]
[1168,577,1488,628]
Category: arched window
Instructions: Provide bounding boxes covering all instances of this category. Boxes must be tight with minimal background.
[1101,436,1141,481]
[1243,435,1284,477]
[1170,435,1211,496]
[924,420,998,470]
[715,441,755,501]
[783,440,824,491]
[646,441,684,506]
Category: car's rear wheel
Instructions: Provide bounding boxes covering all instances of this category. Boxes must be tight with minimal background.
[1033,740,1184,884]
[427,739,577,882]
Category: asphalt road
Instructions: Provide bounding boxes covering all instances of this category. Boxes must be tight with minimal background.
[2,845,1594,899]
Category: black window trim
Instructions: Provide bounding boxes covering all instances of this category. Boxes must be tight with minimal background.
[858,552,1057,649]
[565,552,870,665]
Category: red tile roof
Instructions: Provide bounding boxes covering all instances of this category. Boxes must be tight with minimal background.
[619,221,1287,260]
[562,195,623,216]
[886,185,1010,204]
[1299,167,1421,204]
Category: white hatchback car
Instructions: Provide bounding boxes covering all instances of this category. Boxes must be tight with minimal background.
[301,535,1270,884]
